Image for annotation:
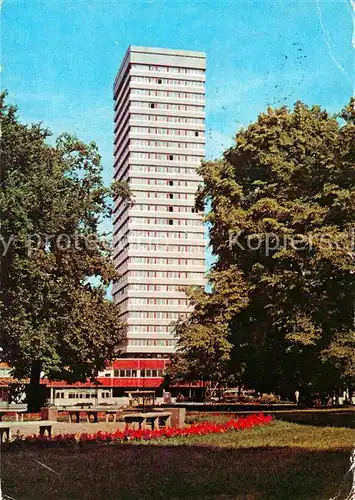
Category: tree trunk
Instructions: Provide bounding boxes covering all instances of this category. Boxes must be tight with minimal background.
[26,360,44,412]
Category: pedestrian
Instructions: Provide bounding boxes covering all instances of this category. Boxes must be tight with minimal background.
[294,389,300,405]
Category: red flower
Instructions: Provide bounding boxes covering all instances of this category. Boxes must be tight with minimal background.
[10,413,272,446]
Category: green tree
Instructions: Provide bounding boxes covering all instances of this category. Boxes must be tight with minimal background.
[166,267,249,389]
[0,93,126,411]
[170,99,355,399]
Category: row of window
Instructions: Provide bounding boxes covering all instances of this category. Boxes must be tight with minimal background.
[113,369,165,377]
[113,280,203,296]
[131,166,198,175]
[115,214,201,233]
[115,153,202,171]
[116,266,203,282]
[129,230,204,240]
[116,255,203,272]
[120,213,202,234]
[113,284,191,296]
[131,63,204,75]
[129,324,174,333]
[129,338,176,347]
[115,101,205,131]
[115,204,188,220]
[130,126,203,138]
[116,137,204,159]
[129,257,204,265]
[115,190,195,203]
[130,152,203,163]
[144,192,195,200]
[130,178,199,187]
[122,311,185,319]
[129,270,203,279]
[134,204,196,213]
[114,229,204,242]
[130,243,204,252]
[55,392,111,399]
[130,217,201,227]
[115,283,196,294]
[131,88,204,100]
[131,139,204,150]
[131,113,204,124]
[114,246,204,265]
[117,255,205,272]
[130,101,204,112]
[127,297,189,306]
[131,76,204,87]
[114,279,199,293]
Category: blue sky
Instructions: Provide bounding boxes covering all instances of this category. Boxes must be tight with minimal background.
[2,0,353,267]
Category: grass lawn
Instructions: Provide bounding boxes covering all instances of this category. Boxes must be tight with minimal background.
[2,420,354,500]
[186,407,355,428]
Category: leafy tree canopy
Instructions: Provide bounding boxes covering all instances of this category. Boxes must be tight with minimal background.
[170,99,355,397]
[0,93,126,409]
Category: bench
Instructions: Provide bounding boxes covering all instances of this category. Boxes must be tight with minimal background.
[0,421,54,441]
[68,409,99,423]
[123,412,171,430]
[67,409,120,423]
[105,410,119,422]
[0,409,26,422]
[39,423,52,437]
[0,426,11,442]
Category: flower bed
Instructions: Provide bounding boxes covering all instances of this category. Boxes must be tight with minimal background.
[0,412,41,422]
[8,413,272,448]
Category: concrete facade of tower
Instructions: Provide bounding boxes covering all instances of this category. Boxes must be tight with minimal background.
[112,46,207,358]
